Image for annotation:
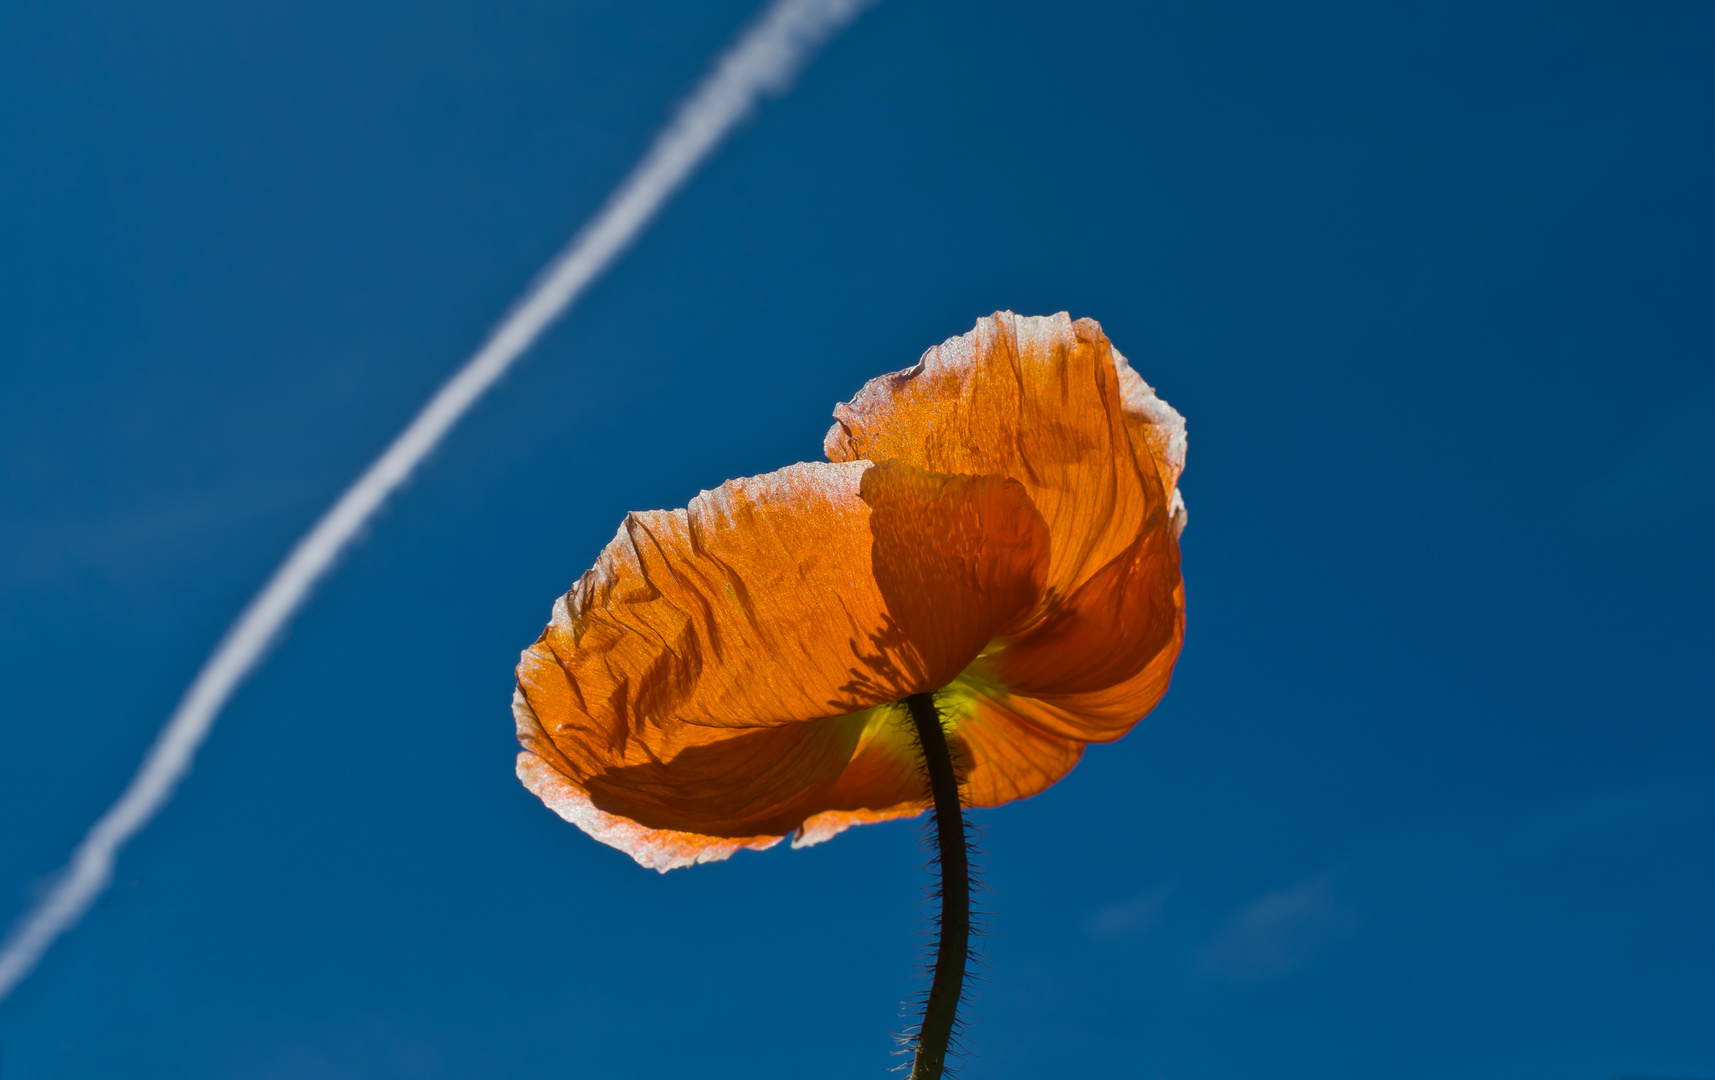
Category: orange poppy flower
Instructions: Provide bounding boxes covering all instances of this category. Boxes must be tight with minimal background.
[514,312,1187,870]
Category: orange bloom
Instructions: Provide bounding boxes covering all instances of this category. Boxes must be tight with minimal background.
[514,312,1187,870]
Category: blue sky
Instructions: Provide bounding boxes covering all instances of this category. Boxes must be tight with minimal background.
[2,1,1712,1077]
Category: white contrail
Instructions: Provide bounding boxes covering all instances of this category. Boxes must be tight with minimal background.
[0,0,878,1003]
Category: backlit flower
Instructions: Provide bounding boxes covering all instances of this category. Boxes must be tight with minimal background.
[514,312,1186,870]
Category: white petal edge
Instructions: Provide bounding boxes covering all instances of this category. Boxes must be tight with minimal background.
[513,688,782,873]
[985,312,1193,537]
[1110,340,1189,539]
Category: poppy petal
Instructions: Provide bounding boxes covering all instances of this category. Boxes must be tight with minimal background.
[515,689,786,871]
[789,687,1092,844]
[826,312,1185,600]
[826,312,1188,749]
[983,492,1185,741]
[515,459,1050,868]
[793,684,1092,833]
[1112,342,1190,536]
[941,685,1087,806]
[791,707,927,849]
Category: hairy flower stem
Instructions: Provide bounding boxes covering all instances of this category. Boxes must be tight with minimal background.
[903,691,969,1080]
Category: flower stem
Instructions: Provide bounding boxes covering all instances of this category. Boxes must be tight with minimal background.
[903,691,969,1080]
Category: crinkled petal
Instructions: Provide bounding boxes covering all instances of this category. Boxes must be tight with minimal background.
[826,312,1189,753]
[515,690,784,872]
[789,685,1094,841]
[1112,342,1190,536]
[794,681,1094,826]
[941,684,1087,806]
[792,708,926,849]
[827,311,1187,600]
[515,459,1050,868]
[955,518,1185,747]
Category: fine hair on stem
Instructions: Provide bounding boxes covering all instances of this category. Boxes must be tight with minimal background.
[899,691,982,1079]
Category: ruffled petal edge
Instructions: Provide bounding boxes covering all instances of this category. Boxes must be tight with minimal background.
[514,688,783,872]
